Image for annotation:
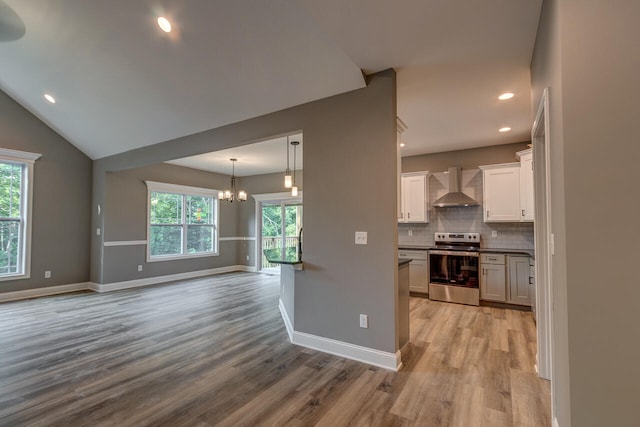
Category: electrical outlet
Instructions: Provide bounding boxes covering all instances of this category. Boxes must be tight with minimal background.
[246,255,250,261]
[44,270,51,279]
[137,265,143,272]
[355,231,368,245]
[359,314,369,328]
[408,229,413,237]
[96,228,101,236]
[491,230,498,238]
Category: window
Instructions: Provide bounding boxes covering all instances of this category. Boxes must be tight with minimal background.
[0,148,41,280]
[145,181,219,261]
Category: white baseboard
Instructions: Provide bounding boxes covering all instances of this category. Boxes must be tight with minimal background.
[291,330,401,371]
[236,265,257,273]
[278,298,294,341]
[92,265,254,292]
[0,282,92,303]
[0,266,258,301]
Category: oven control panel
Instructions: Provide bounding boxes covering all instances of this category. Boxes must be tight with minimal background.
[434,232,480,243]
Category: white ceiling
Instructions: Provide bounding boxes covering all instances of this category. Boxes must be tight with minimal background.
[167,133,303,177]
[0,0,542,166]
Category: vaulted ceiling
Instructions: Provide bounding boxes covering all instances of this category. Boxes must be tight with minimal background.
[0,0,542,170]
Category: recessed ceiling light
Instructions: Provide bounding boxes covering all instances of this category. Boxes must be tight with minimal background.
[44,93,56,104]
[498,92,515,100]
[499,127,512,133]
[157,17,172,33]
[400,143,406,147]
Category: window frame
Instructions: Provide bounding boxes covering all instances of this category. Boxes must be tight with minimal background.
[0,148,41,281]
[145,181,219,262]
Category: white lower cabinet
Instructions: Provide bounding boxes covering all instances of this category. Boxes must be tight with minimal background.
[398,250,428,294]
[480,254,506,302]
[507,256,532,305]
[480,253,532,306]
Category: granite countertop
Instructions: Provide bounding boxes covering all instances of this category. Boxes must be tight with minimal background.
[398,245,534,258]
[263,248,303,265]
[480,248,535,258]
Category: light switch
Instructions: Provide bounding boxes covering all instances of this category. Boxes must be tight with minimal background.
[355,231,368,245]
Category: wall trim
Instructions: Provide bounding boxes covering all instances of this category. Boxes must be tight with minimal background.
[278,298,294,341]
[91,265,253,292]
[219,237,257,241]
[0,282,91,303]
[291,330,401,371]
[1,267,257,302]
[104,240,147,247]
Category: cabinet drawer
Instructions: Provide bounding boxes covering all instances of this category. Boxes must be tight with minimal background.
[481,253,505,265]
[398,250,427,260]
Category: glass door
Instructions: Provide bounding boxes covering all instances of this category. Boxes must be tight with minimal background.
[260,202,302,273]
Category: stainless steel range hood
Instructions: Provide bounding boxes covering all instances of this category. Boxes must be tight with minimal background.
[432,166,478,208]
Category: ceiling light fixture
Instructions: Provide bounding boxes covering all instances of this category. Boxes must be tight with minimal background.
[400,143,406,147]
[157,16,172,33]
[499,127,512,133]
[284,136,292,189]
[44,93,56,104]
[218,158,247,202]
[498,92,515,100]
[290,141,300,197]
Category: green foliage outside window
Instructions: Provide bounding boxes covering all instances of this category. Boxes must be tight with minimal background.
[0,162,23,275]
[149,191,215,257]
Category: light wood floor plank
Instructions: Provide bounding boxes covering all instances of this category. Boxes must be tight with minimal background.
[0,272,550,426]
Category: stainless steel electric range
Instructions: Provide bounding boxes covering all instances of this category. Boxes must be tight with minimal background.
[429,232,480,306]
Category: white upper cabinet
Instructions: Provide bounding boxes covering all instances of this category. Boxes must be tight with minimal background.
[479,163,521,222]
[517,149,534,221]
[480,149,534,223]
[399,172,429,223]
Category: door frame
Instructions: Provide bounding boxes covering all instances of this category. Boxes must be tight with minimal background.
[253,192,303,272]
[531,88,554,389]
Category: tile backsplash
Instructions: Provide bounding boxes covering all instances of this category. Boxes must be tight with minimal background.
[398,169,534,250]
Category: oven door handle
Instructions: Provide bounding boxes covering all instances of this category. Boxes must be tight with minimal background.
[429,250,479,257]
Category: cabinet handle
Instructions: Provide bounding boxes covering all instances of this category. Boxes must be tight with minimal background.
[486,210,490,218]
[482,268,485,275]
[522,209,525,217]
[408,212,411,219]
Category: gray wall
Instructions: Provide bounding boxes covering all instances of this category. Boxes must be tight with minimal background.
[92,70,398,353]
[531,1,640,425]
[402,141,530,173]
[101,163,240,283]
[0,90,92,293]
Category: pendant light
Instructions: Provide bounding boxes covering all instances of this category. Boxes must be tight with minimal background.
[218,158,247,202]
[290,140,299,196]
[284,136,293,188]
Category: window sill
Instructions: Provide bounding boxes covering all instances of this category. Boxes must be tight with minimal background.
[0,273,30,282]
[147,252,219,263]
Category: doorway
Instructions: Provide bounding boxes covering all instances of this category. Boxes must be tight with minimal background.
[532,87,553,383]
[256,196,303,273]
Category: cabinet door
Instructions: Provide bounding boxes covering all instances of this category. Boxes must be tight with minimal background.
[481,264,506,301]
[483,166,520,221]
[520,154,534,221]
[508,256,531,305]
[409,259,428,294]
[403,175,427,222]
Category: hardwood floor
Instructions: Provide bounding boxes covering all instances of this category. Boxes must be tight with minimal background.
[0,272,550,426]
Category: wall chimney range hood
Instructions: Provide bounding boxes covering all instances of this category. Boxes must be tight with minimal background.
[432,167,478,208]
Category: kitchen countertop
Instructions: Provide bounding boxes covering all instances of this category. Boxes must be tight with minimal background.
[398,258,412,266]
[398,245,534,258]
[263,248,303,265]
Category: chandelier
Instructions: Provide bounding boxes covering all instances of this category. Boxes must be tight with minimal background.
[218,158,247,202]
